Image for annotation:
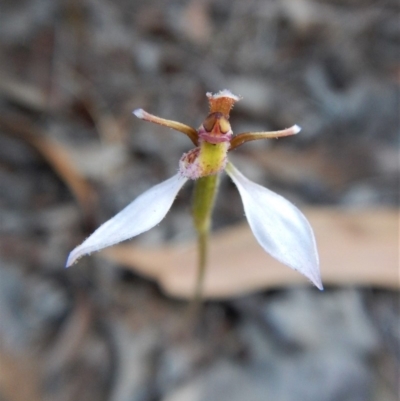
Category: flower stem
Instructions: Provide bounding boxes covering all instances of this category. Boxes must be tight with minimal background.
[191,174,219,303]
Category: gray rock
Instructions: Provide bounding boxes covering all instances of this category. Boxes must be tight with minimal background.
[108,324,159,401]
[162,361,274,401]
[262,289,380,354]
[0,264,70,351]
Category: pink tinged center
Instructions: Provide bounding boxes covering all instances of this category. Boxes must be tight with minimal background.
[179,141,230,180]
[197,112,233,144]
[179,98,237,179]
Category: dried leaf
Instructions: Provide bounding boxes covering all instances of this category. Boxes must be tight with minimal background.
[101,209,399,299]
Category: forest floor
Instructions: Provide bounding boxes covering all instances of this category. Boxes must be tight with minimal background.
[0,0,398,400]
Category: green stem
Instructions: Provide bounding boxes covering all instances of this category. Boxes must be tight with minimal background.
[191,174,219,303]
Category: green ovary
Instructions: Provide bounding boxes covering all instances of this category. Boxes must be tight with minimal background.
[179,141,229,179]
[197,141,229,177]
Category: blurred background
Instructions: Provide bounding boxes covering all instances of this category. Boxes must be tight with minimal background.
[0,0,398,400]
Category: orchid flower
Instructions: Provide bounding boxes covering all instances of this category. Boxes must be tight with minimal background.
[66,90,322,296]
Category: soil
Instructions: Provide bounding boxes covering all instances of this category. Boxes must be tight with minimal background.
[0,0,398,400]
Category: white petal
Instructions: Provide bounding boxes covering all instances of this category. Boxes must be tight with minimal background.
[66,173,188,267]
[226,162,322,290]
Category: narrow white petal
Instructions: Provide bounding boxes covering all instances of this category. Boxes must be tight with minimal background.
[66,174,188,267]
[226,162,322,290]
